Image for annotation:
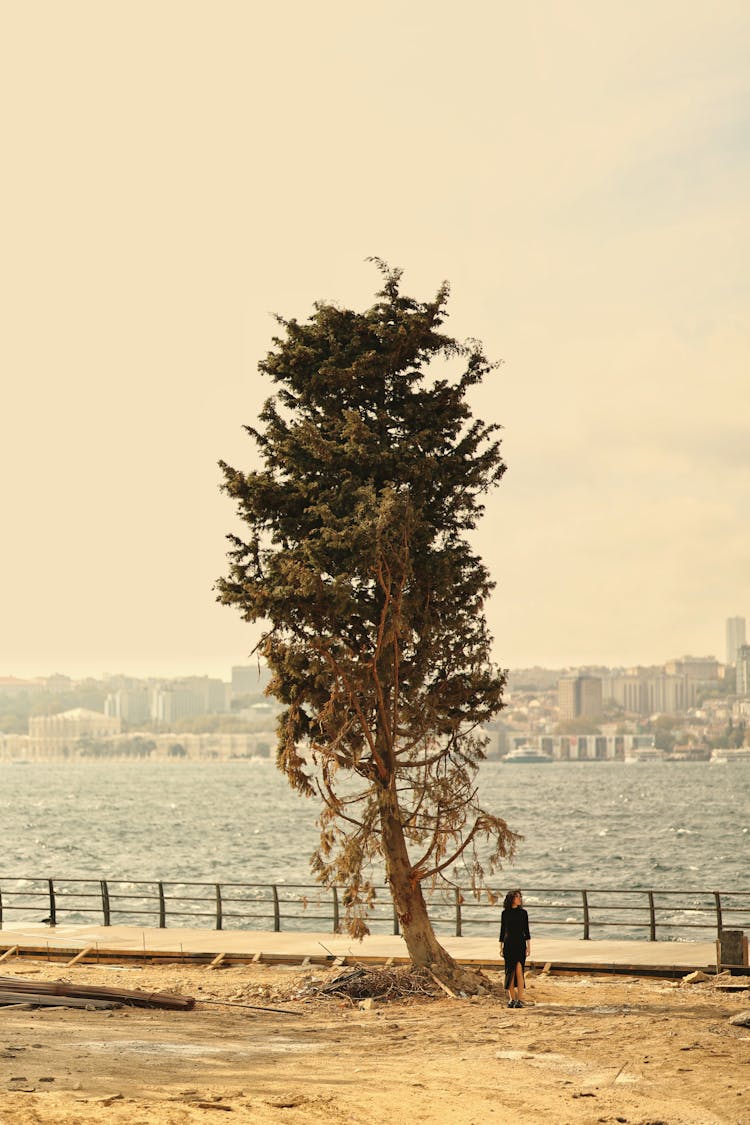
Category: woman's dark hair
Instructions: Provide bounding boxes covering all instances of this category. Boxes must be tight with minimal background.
[503,889,522,911]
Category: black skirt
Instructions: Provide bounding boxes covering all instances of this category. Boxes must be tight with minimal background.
[503,939,527,990]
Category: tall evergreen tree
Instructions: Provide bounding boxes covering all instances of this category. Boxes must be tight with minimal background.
[217,262,517,991]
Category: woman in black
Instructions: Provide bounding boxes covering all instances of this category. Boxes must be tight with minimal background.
[499,888,531,1008]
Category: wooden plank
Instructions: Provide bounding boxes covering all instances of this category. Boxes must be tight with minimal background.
[0,944,716,980]
[0,975,195,1010]
[0,990,119,1010]
[0,946,19,963]
[66,945,95,967]
[427,969,458,999]
[208,952,227,970]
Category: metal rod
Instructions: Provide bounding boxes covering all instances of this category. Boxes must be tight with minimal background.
[197,998,304,1015]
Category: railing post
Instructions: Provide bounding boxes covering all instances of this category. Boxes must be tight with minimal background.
[8,877,731,942]
[100,880,111,926]
[0,883,4,928]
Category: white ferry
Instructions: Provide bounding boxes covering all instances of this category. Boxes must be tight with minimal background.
[502,746,553,764]
[710,747,750,764]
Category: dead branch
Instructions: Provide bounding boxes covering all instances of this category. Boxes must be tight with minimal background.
[305,965,444,1004]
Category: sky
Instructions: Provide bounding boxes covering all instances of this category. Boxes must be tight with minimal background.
[2,1,748,681]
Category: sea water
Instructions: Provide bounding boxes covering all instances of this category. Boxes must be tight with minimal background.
[1,759,748,937]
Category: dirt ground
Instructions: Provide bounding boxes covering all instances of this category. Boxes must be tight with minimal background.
[0,958,748,1125]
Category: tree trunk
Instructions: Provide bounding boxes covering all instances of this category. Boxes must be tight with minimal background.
[377,787,498,996]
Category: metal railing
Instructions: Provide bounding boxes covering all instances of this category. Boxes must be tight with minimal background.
[0,877,748,941]
[0,877,746,940]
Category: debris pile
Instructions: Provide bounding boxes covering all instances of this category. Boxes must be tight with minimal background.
[303,965,443,1004]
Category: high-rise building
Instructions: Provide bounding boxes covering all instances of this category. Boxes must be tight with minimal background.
[579,676,602,716]
[603,672,697,715]
[151,677,229,723]
[557,676,602,720]
[231,665,271,697]
[726,617,747,666]
[558,678,578,722]
[105,688,149,724]
[604,674,648,714]
[737,645,750,698]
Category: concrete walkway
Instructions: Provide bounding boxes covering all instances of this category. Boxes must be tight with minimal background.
[0,922,718,974]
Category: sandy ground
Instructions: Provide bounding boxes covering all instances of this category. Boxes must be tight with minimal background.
[0,959,748,1125]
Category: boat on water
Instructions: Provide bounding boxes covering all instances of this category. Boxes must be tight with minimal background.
[664,747,710,762]
[710,747,750,764]
[502,746,554,764]
[624,749,665,763]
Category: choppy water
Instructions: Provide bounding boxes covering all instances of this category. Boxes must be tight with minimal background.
[1,759,748,938]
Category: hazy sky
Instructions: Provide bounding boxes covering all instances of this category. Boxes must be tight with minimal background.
[2,2,748,681]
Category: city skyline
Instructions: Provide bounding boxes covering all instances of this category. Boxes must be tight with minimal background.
[1,631,746,687]
[2,623,747,683]
[2,4,748,681]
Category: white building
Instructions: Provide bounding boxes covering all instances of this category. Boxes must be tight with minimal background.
[105,687,150,724]
[150,677,229,722]
[28,708,121,757]
[150,731,273,759]
[603,672,699,715]
[664,655,720,680]
[0,733,31,760]
[506,731,655,761]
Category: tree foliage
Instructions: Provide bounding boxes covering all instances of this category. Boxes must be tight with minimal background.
[217,263,517,984]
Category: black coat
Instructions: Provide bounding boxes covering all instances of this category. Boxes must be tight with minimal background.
[499,906,530,948]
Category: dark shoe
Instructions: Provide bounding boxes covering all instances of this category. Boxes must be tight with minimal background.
[515,1000,525,1008]
[507,999,516,1008]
